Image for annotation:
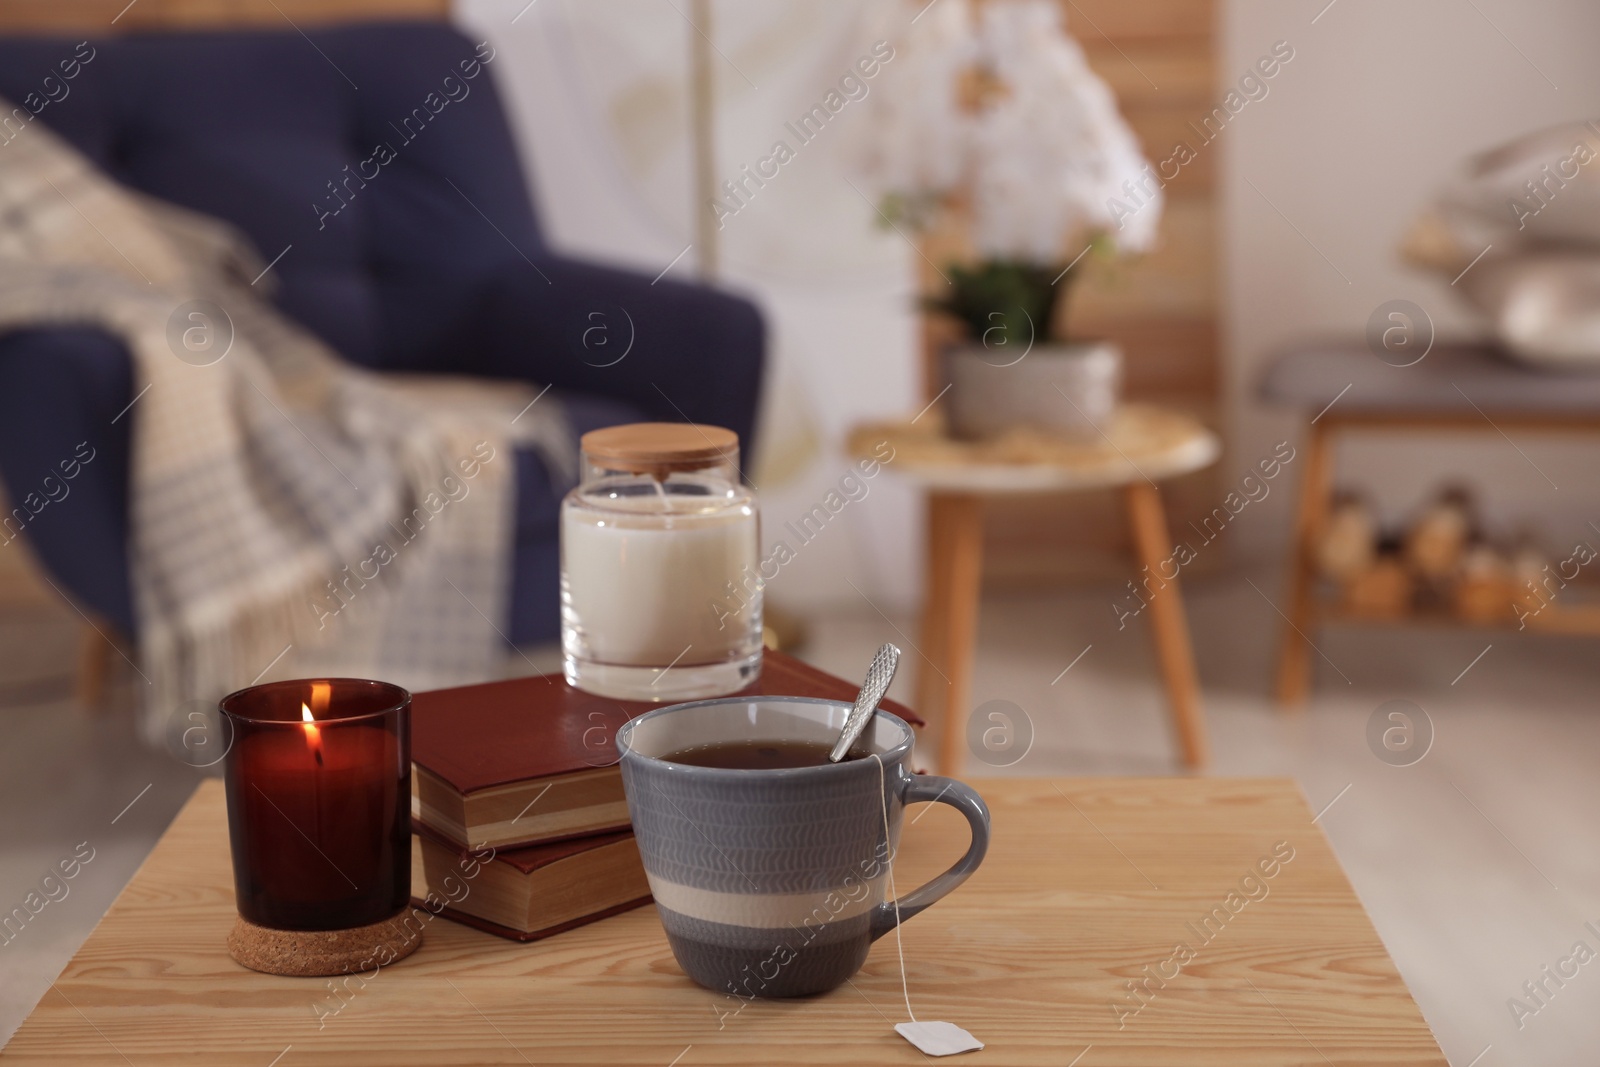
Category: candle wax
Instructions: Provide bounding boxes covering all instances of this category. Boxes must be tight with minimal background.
[225,721,407,931]
[562,504,759,666]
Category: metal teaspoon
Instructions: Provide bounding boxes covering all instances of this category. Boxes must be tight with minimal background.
[830,643,901,762]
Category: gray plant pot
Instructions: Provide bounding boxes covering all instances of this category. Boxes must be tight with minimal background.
[944,340,1122,440]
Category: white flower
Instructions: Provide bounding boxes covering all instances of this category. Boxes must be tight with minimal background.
[859,0,1159,264]
[857,0,974,199]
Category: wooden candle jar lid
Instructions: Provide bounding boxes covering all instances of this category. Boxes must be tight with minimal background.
[580,423,737,476]
[227,914,423,977]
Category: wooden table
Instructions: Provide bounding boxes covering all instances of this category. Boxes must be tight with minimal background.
[5,778,1444,1065]
[853,406,1221,772]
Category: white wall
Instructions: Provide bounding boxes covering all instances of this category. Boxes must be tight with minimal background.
[1224,0,1600,558]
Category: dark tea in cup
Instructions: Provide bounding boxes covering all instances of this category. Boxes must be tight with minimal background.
[661,739,864,769]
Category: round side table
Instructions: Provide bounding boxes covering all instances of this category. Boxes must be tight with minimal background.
[851,404,1221,772]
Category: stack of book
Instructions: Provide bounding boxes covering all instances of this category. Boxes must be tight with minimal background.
[409,650,922,941]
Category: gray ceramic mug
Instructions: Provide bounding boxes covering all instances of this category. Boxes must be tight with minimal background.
[616,696,990,998]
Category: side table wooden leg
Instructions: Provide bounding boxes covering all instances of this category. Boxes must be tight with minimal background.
[914,492,984,775]
[1274,421,1334,709]
[76,621,115,710]
[1124,482,1210,769]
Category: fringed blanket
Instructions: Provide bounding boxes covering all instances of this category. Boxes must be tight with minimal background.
[0,99,573,743]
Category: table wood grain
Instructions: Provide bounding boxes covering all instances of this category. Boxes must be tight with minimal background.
[3,777,1445,1065]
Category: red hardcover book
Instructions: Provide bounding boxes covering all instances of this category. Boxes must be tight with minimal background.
[411,650,922,851]
[410,822,651,942]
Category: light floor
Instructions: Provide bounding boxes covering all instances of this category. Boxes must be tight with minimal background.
[2,568,1596,1066]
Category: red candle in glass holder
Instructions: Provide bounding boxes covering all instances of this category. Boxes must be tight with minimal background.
[221,678,410,933]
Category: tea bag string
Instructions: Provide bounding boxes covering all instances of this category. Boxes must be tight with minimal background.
[872,753,917,1023]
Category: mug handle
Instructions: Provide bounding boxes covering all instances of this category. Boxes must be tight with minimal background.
[869,774,991,941]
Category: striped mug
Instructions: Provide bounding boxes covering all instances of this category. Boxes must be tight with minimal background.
[617,696,990,998]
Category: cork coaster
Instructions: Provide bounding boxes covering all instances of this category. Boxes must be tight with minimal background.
[227,914,423,977]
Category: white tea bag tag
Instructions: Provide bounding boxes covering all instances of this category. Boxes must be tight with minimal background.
[895,1021,984,1056]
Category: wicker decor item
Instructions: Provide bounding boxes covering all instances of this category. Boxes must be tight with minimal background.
[1339,556,1414,619]
[1404,487,1474,582]
[1308,484,1600,627]
[1454,544,1517,624]
[1316,494,1378,583]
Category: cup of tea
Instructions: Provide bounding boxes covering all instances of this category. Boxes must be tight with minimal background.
[616,696,990,998]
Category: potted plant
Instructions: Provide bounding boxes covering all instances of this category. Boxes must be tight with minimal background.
[860,0,1161,439]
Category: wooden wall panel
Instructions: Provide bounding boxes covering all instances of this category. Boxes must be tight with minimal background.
[1079,45,1213,106]
[1060,0,1214,40]
[1069,195,1217,321]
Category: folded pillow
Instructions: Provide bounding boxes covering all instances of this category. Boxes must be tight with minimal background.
[1404,121,1600,369]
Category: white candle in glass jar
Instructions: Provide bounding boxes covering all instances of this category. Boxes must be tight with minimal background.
[561,495,759,667]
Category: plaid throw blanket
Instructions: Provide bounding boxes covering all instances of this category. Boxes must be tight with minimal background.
[0,101,574,742]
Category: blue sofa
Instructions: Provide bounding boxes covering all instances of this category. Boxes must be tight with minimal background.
[0,22,764,645]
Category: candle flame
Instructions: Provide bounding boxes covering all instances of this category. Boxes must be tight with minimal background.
[301,699,324,763]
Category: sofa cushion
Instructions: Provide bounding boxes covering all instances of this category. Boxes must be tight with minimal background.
[0,22,544,367]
